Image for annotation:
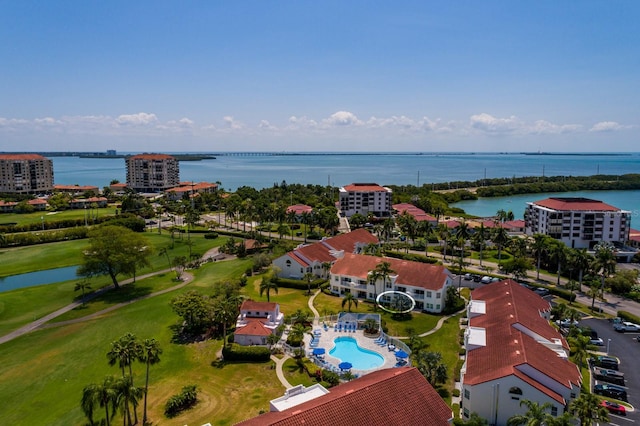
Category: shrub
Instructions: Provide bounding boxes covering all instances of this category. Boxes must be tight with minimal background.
[452,389,461,398]
[164,385,198,418]
[222,344,271,362]
[204,232,219,239]
[617,310,640,324]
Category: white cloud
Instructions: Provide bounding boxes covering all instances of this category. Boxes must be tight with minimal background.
[116,112,158,126]
[470,113,522,133]
[258,120,278,131]
[589,121,630,132]
[222,116,243,130]
[322,111,362,127]
[529,120,582,134]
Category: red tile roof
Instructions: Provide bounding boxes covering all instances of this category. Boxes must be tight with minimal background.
[54,184,99,191]
[532,197,620,212]
[465,280,580,404]
[0,154,48,160]
[235,367,452,426]
[241,300,277,312]
[343,183,389,192]
[235,319,273,336]
[322,228,379,252]
[393,203,437,222]
[286,204,313,215]
[331,253,449,291]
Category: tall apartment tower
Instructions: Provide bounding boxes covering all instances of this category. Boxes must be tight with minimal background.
[338,183,392,218]
[126,153,180,193]
[0,153,54,194]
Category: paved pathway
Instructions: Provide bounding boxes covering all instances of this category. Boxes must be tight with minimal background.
[270,354,293,389]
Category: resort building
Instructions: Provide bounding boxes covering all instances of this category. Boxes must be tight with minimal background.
[69,197,108,209]
[272,229,379,279]
[0,198,48,213]
[234,300,284,346]
[125,153,180,193]
[0,153,54,194]
[460,280,581,425]
[235,366,453,425]
[329,253,452,313]
[338,183,392,219]
[164,181,218,202]
[524,197,631,249]
[393,203,438,224]
[53,184,100,194]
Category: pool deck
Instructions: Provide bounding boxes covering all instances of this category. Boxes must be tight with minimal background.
[303,325,404,376]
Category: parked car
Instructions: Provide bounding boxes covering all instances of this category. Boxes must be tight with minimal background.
[463,273,473,281]
[591,355,619,371]
[472,274,482,282]
[593,367,625,386]
[589,337,604,346]
[534,287,550,297]
[594,384,627,402]
[613,321,640,332]
[555,319,579,327]
[600,400,626,416]
[480,276,492,284]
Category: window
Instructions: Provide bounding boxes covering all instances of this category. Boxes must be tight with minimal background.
[436,304,440,310]
[463,408,469,418]
[464,389,470,399]
[436,292,441,299]
[509,387,523,395]
[334,276,339,281]
[426,291,432,298]
[286,260,291,266]
[551,406,557,417]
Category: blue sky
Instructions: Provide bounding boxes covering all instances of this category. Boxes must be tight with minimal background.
[1,1,638,152]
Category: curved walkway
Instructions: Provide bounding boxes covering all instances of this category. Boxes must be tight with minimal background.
[270,354,293,389]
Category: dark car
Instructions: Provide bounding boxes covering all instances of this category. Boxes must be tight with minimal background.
[472,274,482,282]
[593,367,625,386]
[593,384,627,402]
[591,355,619,371]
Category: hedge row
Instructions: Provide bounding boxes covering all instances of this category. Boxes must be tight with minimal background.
[221,343,271,362]
[617,311,640,324]
[274,277,328,291]
[384,251,440,264]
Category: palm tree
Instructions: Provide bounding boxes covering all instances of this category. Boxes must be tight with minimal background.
[370,261,395,304]
[569,392,609,425]
[530,234,548,281]
[259,276,279,302]
[570,335,590,371]
[107,333,142,381]
[549,243,567,286]
[572,248,593,289]
[341,292,358,312]
[435,224,450,261]
[213,297,239,347]
[507,400,553,426]
[302,272,315,295]
[321,261,332,279]
[592,242,616,304]
[491,226,510,264]
[74,279,92,306]
[114,375,143,426]
[471,223,487,267]
[81,376,117,426]
[139,338,162,426]
[158,247,172,271]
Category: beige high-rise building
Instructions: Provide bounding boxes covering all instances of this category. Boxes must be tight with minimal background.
[0,154,54,194]
[126,153,179,193]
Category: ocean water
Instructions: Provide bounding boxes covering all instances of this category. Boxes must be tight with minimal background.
[51,152,640,222]
[53,152,640,190]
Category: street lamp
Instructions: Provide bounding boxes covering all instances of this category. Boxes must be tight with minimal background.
[40,216,44,230]
[607,339,611,355]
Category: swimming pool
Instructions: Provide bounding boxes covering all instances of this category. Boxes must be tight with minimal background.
[329,336,385,370]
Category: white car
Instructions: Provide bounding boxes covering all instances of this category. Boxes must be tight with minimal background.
[590,337,604,346]
[480,276,492,284]
[555,319,579,327]
[613,322,640,332]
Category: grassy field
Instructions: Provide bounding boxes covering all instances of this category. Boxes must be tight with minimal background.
[0,207,119,227]
[0,235,464,425]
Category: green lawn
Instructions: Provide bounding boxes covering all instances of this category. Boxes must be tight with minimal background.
[0,207,118,227]
[0,260,284,426]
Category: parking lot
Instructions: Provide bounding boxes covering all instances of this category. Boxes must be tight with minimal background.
[582,317,639,424]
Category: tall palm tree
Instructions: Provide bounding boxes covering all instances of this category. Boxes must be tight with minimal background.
[213,297,239,347]
[570,335,590,371]
[74,279,92,306]
[107,333,142,382]
[569,392,609,425]
[507,400,553,426]
[302,272,315,295]
[491,226,510,264]
[158,247,172,271]
[259,276,279,302]
[81,375,117,426]
[139,338,162,425]
[321,261,332,279]
[572,248,593,289]
[549,243,567,286]
[341,292,358,312]
[371,261,395,301]
[471,223,487,267]
[592,243,616,303]
[530,234,548,281]
[114,375,143,426]
[435,224,451,261]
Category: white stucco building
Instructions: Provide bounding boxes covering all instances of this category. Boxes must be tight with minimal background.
[272,229,379,279]
[460,280,581,425]
[338,183,392,219]
[524,197,631,249]
[329,253,452,313]
[234,300,284,346]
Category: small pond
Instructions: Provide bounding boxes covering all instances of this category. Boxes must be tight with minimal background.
[0,266,79,293]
